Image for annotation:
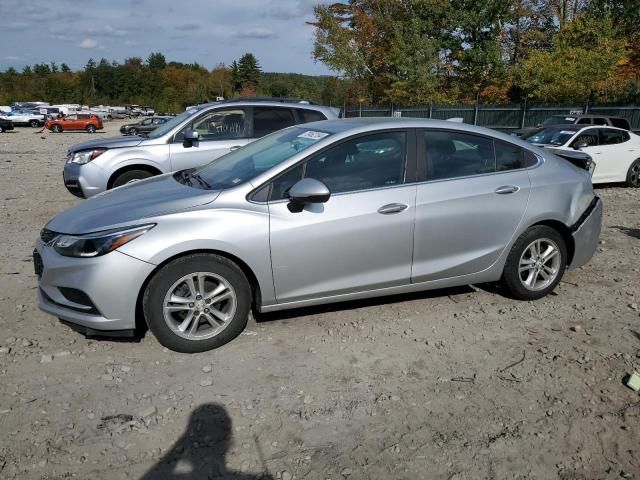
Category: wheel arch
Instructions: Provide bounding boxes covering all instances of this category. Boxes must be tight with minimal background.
[107,163,163,189]
[134,249,262,332]
[529,219,575,266]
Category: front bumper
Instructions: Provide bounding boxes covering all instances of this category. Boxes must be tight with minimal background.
[36,242,156,332]
[63,160,108,198]
[568,196,602,269]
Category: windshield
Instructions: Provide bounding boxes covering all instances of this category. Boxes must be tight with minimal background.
[524,127,579,146]
[146,107,204,139]
[541,116,577,126]
[181,127,333,190]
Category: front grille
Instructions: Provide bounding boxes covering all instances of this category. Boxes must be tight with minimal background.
[40,228,58,244]
[64,180,85,198]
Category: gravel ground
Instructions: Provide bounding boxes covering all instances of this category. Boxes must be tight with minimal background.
[0,120,639,480]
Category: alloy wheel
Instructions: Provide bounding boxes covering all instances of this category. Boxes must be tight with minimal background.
[629,161,640,187]
[162,272,237,340]
[518,238,562,291]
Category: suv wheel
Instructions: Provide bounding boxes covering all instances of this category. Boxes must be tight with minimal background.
[626,159,640,188]
[51,125,63,133]
[30,119,40,128]
[501,225,567,300]
[143,254,251,353]
[111,169,155,188]
[86,124,96,134]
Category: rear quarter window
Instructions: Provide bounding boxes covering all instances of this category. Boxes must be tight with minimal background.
[610,118,630,130]
[299,109,327,123]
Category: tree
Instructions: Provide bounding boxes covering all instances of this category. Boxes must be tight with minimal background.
[147,52,167,70]
[237,53,262,91]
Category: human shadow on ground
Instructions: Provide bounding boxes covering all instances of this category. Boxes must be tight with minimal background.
[139,403,273,480]
[610,225,640,240]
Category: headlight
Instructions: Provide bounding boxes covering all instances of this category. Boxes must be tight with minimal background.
[68,149,107,165]
[52,224,154,257]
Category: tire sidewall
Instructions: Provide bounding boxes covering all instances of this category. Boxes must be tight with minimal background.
[86,125,96,134]
[111,169,154,188]
[627,159,640,188]
[502,225,567,300]
[52,125,62,133]
[143,254,251,353]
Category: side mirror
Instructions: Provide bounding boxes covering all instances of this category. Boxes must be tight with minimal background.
[287,178,331,212]
[183,129,199,148]
[573,141,589,150]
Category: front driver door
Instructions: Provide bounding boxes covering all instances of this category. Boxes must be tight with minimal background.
[169,107,251,171]
[268,130,416,303]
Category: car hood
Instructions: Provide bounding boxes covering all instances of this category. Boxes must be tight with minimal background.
[69,135,146,153]
[46,174,220,234]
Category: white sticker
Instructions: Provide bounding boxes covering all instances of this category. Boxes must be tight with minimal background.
[564,117,575,121]
[298,130,329,140]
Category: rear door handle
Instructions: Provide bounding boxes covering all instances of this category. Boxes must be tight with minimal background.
[378,203,409,214]
[495,185,520,195]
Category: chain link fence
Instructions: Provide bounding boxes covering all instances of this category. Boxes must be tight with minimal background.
[343,103,640,132]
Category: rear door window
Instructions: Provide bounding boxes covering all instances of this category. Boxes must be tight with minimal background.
[252,107,297,137]
[576,118,591,125]
[592,117,607,125]
[299,109,327,123]
[599,128,630,145]
[424,131,495,180]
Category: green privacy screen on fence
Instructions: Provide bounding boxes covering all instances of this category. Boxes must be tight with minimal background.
[343,104,640,132]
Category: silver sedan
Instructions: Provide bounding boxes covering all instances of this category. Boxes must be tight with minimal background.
[35,119,602,352]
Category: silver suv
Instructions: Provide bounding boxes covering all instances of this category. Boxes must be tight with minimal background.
[63,100,339,198]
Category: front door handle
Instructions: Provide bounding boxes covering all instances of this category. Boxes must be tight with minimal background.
[495,185,520,195]
[230,145,242,151]
[378,203,409,214]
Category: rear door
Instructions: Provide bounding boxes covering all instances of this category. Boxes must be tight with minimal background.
[412,130,533,283]
[594,128,635,182]
[251,106,298,138]
[169,107,251,171]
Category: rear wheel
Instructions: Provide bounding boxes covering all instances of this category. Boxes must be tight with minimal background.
[128,127,138,136]
[51,124,63,133]
[501,225,567,300]
[626,159,640,188]
[86,124,96,134]
[143,254,251,353]
[30,119,40,128]
[0,125,4,133]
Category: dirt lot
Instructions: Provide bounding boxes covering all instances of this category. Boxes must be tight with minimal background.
[0,120,639,480]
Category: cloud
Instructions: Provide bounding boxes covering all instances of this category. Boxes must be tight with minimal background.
[78,38,98,49]
[176,23,201,31]
[234,28,277,39]
[84,25,128,37]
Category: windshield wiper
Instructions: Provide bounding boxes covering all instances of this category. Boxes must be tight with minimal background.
[181,170,212,189]
[178,170,193,186]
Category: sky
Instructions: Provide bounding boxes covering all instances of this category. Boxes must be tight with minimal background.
[1,0,334,75]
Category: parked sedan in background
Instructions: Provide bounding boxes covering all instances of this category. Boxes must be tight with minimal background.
[45,113,104,133]
[0,117,14,133]
[524,125,640,186]
[37,118,602,352]
[0,110,44,127]
[120,116,171,136]
[512,114,631,138]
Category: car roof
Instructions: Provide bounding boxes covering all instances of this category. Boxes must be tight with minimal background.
[550,113,626,120]
[196,100,334,114]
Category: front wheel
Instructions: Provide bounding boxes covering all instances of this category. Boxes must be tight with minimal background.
[626,159,640,188]
[128,127,138,136]
[51,124,63,133]
[110,169,155,188]
[143,254,251,353]
[86,124,96,134]
[30,119,40,128]
[501,226,567,300]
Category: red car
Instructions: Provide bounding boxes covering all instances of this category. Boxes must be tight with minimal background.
[45,113,103,133]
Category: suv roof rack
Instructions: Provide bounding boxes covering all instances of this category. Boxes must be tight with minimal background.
[222,97,318,105]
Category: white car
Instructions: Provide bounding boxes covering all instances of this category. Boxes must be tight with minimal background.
[0,110,44,127]
[524,125,640,187]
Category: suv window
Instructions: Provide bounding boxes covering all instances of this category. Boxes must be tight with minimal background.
[253,107,296,137]
[592,117,607,125]
[425,131,495,180]
[176,108,246,142]
[571,129,599,148]
[576,118,591,125]
[299,109,327,123]
[610,118,630,130]
[600,128,630,145]
[268,132,407,200]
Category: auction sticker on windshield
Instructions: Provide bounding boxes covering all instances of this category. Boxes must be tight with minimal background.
[298,130,329,141]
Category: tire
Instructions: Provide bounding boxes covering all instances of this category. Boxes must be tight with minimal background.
[128,127,138,136]
[30,119,40,128]
[626,159,640,188]
[0,126,4,133]
[52,125,63,133]
[143,254,251,353]
[501,225,567,300]
[86,124,96,134]
[107,115,113,121]
[110,169,155,188]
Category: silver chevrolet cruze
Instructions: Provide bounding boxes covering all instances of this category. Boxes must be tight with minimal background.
[36,119,602,353]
